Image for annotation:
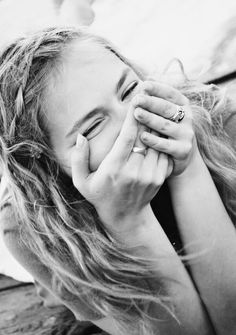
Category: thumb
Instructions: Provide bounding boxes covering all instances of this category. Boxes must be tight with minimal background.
[71,133,90,193]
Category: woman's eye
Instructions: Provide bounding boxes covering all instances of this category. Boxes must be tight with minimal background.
[83,120,103,137]
[122,81,138,101]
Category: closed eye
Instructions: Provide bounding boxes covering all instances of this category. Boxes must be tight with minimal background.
[83,119,104,137]
[121,81,138,101]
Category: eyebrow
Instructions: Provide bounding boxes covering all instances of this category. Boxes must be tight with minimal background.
[116,67,130,93]
[65,67,130,139]
[65,108,104,139]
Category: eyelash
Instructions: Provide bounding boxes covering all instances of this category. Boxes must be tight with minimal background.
[82,81,139,138]
[83,119,104,137]
[121,81,138,101]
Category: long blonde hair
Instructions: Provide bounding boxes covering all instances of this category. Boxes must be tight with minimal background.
[0,27,235,334]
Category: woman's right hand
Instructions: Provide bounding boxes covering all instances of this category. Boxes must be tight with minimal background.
[71,105,170,237]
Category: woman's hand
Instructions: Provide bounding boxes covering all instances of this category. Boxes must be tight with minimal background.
[132,81,197,176]
[70,105,169,237]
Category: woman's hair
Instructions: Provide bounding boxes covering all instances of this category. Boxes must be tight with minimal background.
[0,27,236,335]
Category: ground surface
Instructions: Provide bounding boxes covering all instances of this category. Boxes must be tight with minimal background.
[0,275,104,335]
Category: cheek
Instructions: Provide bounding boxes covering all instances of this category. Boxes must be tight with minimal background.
[56,136,116,178]
[62,119,124,176]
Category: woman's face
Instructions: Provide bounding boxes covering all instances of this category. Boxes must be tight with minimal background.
[45,40,141,175]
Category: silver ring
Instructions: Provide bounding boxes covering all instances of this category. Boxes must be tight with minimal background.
[132,146,146,155]
[170,106,185,123]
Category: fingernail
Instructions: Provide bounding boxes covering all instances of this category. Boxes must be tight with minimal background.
[76,133,85,148]
[134,108,144,120]
[141,132,148,141]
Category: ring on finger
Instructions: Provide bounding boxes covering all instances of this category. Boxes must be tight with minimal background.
[132,146,147,155]
[169,106,185,123]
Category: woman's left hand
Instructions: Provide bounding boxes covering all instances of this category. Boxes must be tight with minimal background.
[133,81,197,176]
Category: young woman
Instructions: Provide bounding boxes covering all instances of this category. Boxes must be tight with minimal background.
[0,27,236,335]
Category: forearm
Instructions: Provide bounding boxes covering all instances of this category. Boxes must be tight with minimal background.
[112,205,213,335]
[169,150,236,335]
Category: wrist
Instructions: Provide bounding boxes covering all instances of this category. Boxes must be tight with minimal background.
[108,205,160,246]
[168,149,205,187]
[109,206,177,258]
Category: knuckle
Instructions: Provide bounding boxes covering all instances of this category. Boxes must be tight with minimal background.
[148,136,163,150]
[126,174,138,186]
[140,176,152,187]
[167,102,174,114]
[160,139,171,151]
[173,91,189,105]
[122,170,138,185]
[162,103,173,118]
[151,141,161,151]
[155,174,165,187]
[160,119,172,132]
[166,91,175,101]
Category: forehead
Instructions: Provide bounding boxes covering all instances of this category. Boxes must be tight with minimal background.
[50,40,126,105]
[44,39,127,138]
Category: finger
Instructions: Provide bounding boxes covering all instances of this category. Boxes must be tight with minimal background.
[140,131,159,176]
[128,123,149,165]
[129,79,148,150]
[128,81,151,163]
[105,105,138,165]
[139,135,168,192]
[71,133,90,194]
[133,94,188,121]
[140,131,186,158]
[140,80,189,105]
[134,107,182,139]
[153,152,169,185]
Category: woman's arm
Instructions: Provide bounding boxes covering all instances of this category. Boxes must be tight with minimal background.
[169,96,236,335]
[132,80,236,335]
[168,149,236,335]
[110,205,214,335]
[1,202,213,335]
